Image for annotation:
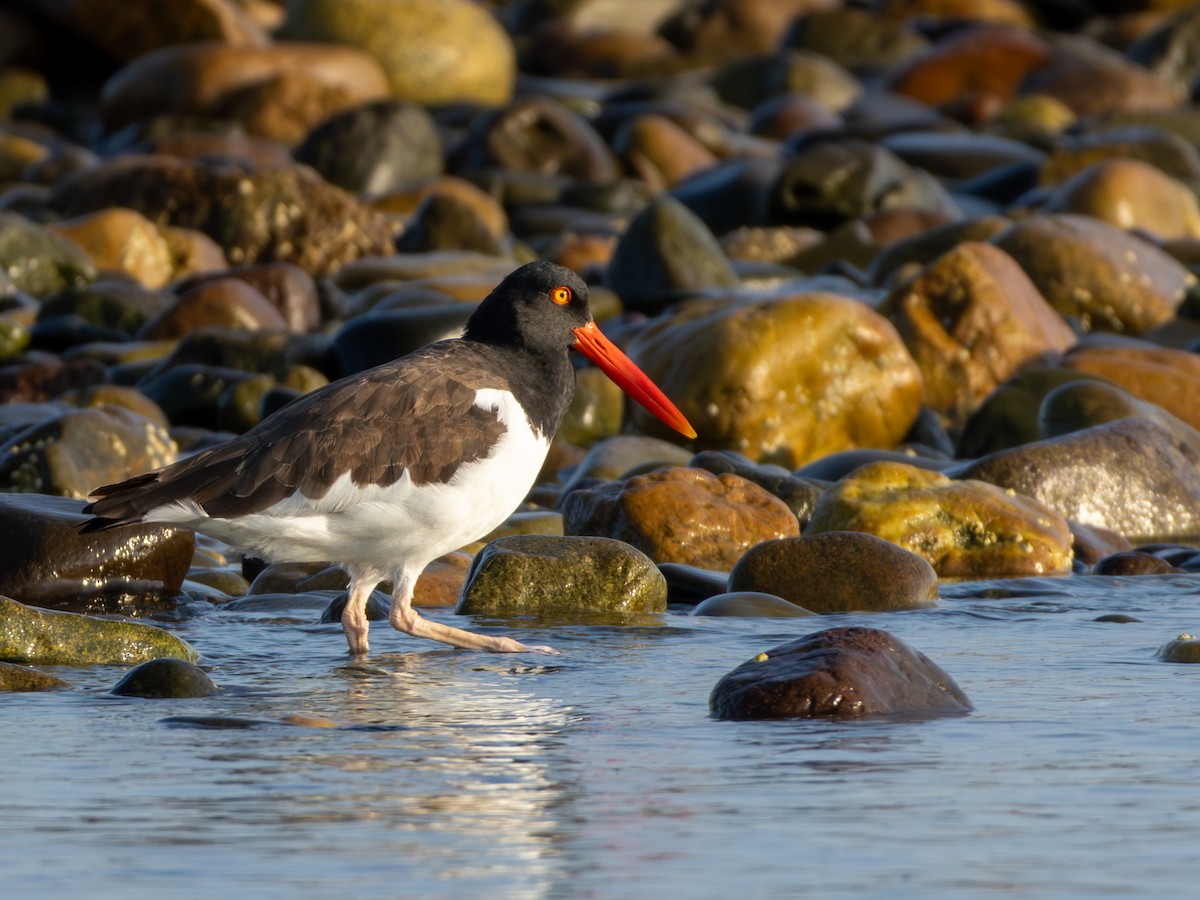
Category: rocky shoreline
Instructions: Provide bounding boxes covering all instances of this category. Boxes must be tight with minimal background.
[3,0,1200,717]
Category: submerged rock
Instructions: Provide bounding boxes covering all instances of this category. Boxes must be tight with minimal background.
[728,532,938,614]
[561,466,799,570]
[806,461,1074,577]
[689,592,816,618]
[456,534,666,616]
[0,595,198,665]
[709,626,971,720]
[1157,633,1200,663]
[0,660,72,692]
[111,657,217,698]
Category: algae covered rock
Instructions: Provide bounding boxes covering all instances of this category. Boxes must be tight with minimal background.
[626,292,922,466]
[111,657,217,697]
[709,626,971,720]
[806,461,1074,578]
[0,595,198,665]
[1157,633,1200,663]
[0,660,72,692]
[456,534,666,617]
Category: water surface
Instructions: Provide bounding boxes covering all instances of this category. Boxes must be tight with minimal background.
[5,574,1200,898]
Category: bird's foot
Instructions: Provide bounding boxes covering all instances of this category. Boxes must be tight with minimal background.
[488,636,561,655]
[389,604,559,654]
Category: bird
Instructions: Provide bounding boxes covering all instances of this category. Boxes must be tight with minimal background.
[82,261,696,656]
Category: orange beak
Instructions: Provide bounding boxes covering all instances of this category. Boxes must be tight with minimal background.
[572,321,696,439]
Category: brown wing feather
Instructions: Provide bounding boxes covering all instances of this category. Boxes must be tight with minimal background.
[82,342,511,529]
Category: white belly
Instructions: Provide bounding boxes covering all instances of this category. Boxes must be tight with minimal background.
[147,388,551,578]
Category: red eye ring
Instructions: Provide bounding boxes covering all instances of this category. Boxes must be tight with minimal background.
[550,286,572,305]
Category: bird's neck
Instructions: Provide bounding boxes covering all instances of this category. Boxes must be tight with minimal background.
[470,337,576,440]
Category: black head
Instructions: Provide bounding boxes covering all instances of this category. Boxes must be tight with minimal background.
[463,261,591,354]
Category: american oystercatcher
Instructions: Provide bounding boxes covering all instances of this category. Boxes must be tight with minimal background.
[82,261,695,656]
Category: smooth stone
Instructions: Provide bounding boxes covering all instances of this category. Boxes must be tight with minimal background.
[0,211,95,297]
[1093,552,1186,576]
[807,460,1074,578]
[50,208,175,289]
[688,449,826,526]
[868,214,1011,287]
[51,156,396,277]
[1041,158,1200,240]
[394,192,508,256]
[0,659,71,691]
[172,263,321,334]
[883,241,1075,430]
[295,99,442,195]
[690,592,816,618]
[1095,613,1142,624]
[953,418,1200,544]
[331,305,473,375]
[111,657,217,698]
[658,562,729,605]
[1040,125,1200,186]
[100,42,390,143]
[794,448,951,482]
[0,493,194,607]
[1157,633,1200,663]
[0,357,107,404]
[781,9,928,73]
[137,278,290,339]
[1039,380,1200,452]
[605,195,737,314]
[1062,342,1200,433]
[710,49,861,113]
[456,534,666,616]
[39,280,174,336]
[60,384,170,429]
[0,406,176,498]
[561,466,799,571]
[282,0,516,106]
[612,113,718,192]
[318,590,391,624]
[556,367,625,447]
[1070,520,1132,568]
[1128,6,1200,96]
[729,532,938,614]
[626,291,921,466]
[0,595,197,665]
[149,328,330,383]
[993,214,1193,335]
[559,435,694,494]
[138,364,265,429]
[709,626,971,720]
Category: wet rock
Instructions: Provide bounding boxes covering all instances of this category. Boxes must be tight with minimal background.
[150,328,330,382]
[137,363,259,429]
[626,291,921,466]
[1093,552,1186,576]
[1069,520,1132,568]
[729,532,938,614]
[111,657,217,698]
[0,358,108,404]
[0,211,95,297]
[781,9,928,74]
[33,0,267,63]
[1038,380,1200,451]
[880,131,1045,181]
[317,588,392,623]
[282,0,516,106]
[689,591,816,618]
[605,195,737,314]
[561,466,799,570]
[794,448,950,482]
[0,659,71,692]
[100,42,391,143]
[884,241,1074,430]
[172,263,321,334]
[50,208,176,289]
[1157,633,1200,663]
[331,305,473,375]
[657,563,726,606]
[0,595,198,665]
[1041,159,1200,239]
[771,139,958,230]
[710,50,862,114]
[51,155,396,276]
[556,367,625,447]
[953,418,1200,543]
[560,435,694,493]
[138,277,290,340]
[394,192,508,256]
[1128,6,1200,97]
[1039,126,1200,186]
[709,626,971,720]
[688,449,826,525]
[883,24,1049,117]
[295,100,442,196]
[39,280,175,337]
[0,493,194,608]
[868,215,1012,287]
[993,214,1192,335]
[807,461,1074,577]
[1021,34,1181,117]
[0,406,176,498]
[612,114,718,192]
[957,367,1104,458]
[456,534,666,616]
[1062,342,1200,432]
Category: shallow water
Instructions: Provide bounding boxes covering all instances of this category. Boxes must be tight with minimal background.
[5,574,1200,898]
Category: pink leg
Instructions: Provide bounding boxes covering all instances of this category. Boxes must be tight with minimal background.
[387,573,559,654]
[341,576,377,657]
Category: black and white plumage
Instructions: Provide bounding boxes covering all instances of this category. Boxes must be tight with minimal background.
[82,261,695,656]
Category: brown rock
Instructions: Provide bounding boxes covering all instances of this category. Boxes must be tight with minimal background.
[677,0,836,59]
[100,42,390,142]
[885,241,1075,429]
[561,466,800,571]
[1041,158,1200,239]
[159,225,228,281]
[728,532,938,614]
[615,114,718,191]
[806,460,1074,577]
[874,0,1035,27]
[1063,343,1200,432]
[993,214,1192,334]
[172,263,321,333]
[1093,551,1185,576]
[626,292,922,467]
[0,660,71,692]
[709,626,972,720]
[0,358,107,404]
[50,208,175,289]
[414,550,472,608]
[137,277,289,340]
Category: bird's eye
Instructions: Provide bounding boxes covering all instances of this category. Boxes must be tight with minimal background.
[550,286,572,305]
